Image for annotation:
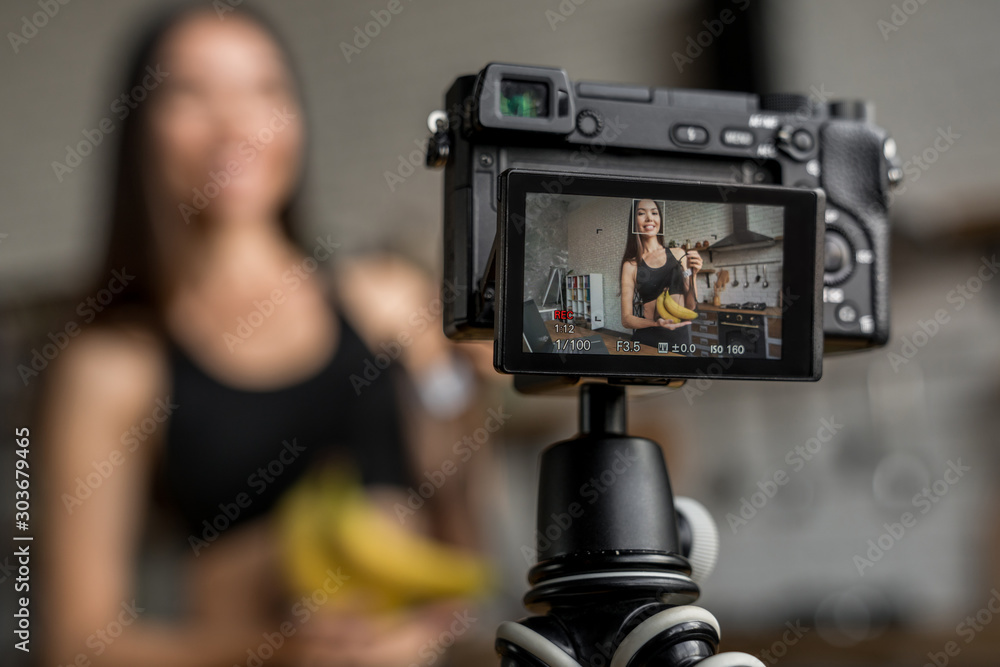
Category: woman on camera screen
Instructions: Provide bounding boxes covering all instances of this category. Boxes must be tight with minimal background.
[619,198,702,353]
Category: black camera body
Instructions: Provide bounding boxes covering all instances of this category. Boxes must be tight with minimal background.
[427,63,899,354]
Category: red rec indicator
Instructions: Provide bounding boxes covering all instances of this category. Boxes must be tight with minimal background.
[554,310,574,320]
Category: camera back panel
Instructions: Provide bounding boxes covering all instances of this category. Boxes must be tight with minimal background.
[430,63,897,352]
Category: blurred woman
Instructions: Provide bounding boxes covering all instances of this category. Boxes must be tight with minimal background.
[39,5,489,666]
[619,198,702,354]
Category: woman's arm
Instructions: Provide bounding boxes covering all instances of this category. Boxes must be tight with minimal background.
[40,327,276,667]
[676,249,702,310]
[335,254,491,548]
[328,255,494,662]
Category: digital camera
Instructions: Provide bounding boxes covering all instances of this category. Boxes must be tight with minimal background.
[425,63,900,381]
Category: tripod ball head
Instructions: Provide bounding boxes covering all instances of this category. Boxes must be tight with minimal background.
[496,385,762,666]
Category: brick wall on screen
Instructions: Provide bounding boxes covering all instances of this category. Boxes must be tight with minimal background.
[710,205,784,307]
[660,200,730,251]
[524,196,570,305]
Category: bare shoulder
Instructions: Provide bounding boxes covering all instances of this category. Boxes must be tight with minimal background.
[622,259,638,277]
[47,318,168,425]
[669,247,687,260]
[334,253,438,343]
[336,253,432,289]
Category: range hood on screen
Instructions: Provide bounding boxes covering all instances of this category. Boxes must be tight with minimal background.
[706,204,774,251]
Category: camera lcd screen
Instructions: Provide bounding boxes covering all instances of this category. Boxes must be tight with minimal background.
[496,170,824,381]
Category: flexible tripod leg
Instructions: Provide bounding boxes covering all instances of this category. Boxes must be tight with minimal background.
[495,384,764,667]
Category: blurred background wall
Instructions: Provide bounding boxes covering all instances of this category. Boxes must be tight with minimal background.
[0,0,713,298]
[3,0,1000,665]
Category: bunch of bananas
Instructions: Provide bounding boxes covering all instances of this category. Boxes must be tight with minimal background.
[276,467,492,614]
[655,289,699,323]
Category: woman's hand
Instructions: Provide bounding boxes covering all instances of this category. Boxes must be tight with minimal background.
[685,250,703,274]
[284,603,470,667]
[656,318,692,330]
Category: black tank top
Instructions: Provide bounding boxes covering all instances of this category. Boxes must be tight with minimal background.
[160,311,412,536]
[630,249,693,352]
[634,249,686,303]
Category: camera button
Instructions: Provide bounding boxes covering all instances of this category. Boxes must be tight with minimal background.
[576,109,603,137]
[836,303,859,325]
[824,229,854,286]
[792,129,814,152]
[671,124,709,146]
[721,128,754,148]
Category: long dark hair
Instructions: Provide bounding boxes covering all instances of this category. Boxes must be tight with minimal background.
[618,198,666,286]
[92,2,307,327]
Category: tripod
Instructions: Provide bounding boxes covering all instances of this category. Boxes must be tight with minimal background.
[496,384,764,667]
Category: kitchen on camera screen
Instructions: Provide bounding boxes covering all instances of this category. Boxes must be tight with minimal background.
[522,193,786,360]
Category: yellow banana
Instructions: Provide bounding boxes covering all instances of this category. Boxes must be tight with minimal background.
[330,486,491,603]
[277,475,339,595]
[277,467,491,614]
[655,292,679,323]
[661,290,698,320]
